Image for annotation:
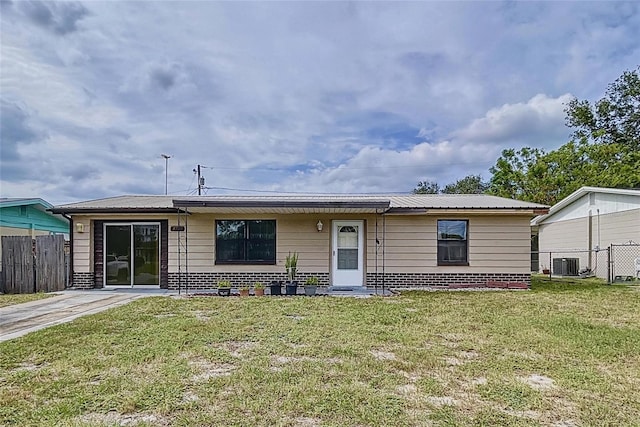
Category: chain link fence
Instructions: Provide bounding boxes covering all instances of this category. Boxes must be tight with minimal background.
[533,249,610,281]
[610,243,640,283]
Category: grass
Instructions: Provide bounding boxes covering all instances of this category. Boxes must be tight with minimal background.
[0,292,54,308]
[1,277,639,426]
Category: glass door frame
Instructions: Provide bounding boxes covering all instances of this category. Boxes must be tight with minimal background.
[103,222,161,288]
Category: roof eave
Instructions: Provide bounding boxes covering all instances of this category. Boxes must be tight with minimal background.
[50,207,185,214]
[387,207,549,214]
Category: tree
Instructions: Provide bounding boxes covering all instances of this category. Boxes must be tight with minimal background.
[413,180,440,194]
[488,139,640,205]
[442,174,489,194]
[489,67,640,205]
[565,67,639,150]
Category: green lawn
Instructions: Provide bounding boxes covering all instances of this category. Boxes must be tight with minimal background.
[0,292,54,308]
[1,278,639,426]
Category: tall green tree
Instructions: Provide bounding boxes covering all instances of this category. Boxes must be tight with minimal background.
[566,67,640,150]
[489,67,640,205]
[413,180,440,194]
[442,174,489,194]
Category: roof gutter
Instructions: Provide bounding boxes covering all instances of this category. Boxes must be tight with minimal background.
[385,207,549,214]
[172,200,391,210]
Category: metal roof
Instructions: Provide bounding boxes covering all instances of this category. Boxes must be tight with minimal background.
[50,195,179,214]
[52,194,547,214]
[531,186,640,225]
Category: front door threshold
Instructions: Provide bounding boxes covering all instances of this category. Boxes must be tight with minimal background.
[328,286,364,291]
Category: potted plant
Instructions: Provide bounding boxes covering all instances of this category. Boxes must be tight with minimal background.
[541,265,550,275]
[269,280,282,296]
[254,282,265,296]
[217,280,232,297]
[239,284,250,297]
[285,252,299,295]
[304,276,319,296]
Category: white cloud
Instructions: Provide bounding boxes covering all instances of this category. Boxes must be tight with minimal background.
[453,94,574,149]
[1,1,639,202]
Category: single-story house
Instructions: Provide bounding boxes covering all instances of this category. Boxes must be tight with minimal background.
[531,187,640,278]
[0,198,70,271]
[51,194,548,290]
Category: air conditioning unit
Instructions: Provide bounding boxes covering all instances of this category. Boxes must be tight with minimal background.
[552,258,580,276]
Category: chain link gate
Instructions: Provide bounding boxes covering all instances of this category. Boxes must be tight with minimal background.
[610,243,640,283]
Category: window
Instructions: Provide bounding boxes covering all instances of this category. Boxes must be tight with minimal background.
[215,220,276,264]
[437,220,468,266]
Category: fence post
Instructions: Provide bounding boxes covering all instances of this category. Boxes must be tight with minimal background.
[607,247,611,284]
[548,252,552,280]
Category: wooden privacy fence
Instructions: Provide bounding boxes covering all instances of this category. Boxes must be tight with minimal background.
[1,235,66,294]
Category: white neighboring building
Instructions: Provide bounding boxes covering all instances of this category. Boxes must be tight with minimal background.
[532,187,640,279]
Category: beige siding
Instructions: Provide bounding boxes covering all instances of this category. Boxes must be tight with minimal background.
[170,213,353,274]
[538,209,640,250]
[71,212,532,277]
[375,215,531,273]
[597,209,640,245]
[538,217,589,252]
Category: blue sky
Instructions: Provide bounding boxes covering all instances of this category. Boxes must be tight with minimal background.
[1,1,639,204]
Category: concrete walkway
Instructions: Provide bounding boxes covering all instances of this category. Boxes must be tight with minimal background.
[0,288,172,343]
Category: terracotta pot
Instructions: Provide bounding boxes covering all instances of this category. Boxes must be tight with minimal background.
[240,289,250,297]
[254,288,265,296]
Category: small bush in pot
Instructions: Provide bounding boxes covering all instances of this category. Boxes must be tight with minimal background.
[217,280,232,297]
[239,284,250,297]
[304,276,319,296]
[285,252,299,295]
[254,282,265,296]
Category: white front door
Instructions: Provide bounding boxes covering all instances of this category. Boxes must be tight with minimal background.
[332,220,364,286]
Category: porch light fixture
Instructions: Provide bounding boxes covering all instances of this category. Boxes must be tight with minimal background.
[316,220,323,232]
[76,223,84,233]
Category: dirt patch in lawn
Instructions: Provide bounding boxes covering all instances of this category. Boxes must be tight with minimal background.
[11,362,45,373]
[520,374,555,390]
[78,411,169,426]
[188,358,236,382]
[293,416,322,427]
[426,396,458,407]
[212,340,258,358]
[370,350,397,361]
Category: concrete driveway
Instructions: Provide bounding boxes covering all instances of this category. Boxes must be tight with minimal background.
[0,289,172,342]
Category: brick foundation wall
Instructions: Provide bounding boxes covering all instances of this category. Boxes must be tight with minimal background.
[165,271,530,290]
[366,272,530,288]
[167,272,331,290]
[72,272,95,288]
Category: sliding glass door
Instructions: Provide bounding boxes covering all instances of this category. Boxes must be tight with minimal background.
[104,223,159,286]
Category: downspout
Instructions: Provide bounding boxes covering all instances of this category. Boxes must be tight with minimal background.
[375,209,379,294]
[177,209,181,295]
[185,207,189,296]
[63,213,73,288]
[382,212,386,294]
[587,209,593,270]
